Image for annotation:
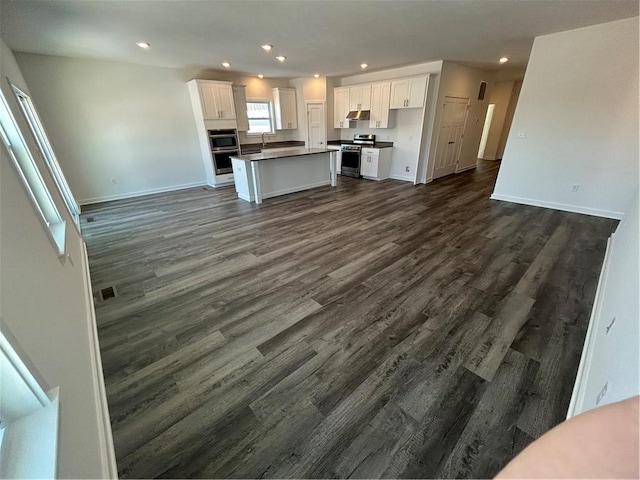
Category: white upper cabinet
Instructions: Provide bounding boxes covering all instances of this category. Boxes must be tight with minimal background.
[348,84,372,111]
[390,75,428,109]
[334,87,351,129]
[196,80,236,120]
[369,82,391,129]
[272,88,298,130]
[233,85,249,131]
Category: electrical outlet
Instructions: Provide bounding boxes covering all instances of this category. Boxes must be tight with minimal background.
[516,131,527,138]
[405,166,410,173]
[596,382,608,405]
[571,184,580,192]
[111,178,118,185]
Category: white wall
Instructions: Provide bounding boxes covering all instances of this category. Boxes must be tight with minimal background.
[15,52,208,205]
[492,17,639,219]
[0,39,113,478]
[569,190,639,415]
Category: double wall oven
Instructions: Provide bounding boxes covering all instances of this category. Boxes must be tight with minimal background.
[340,134,376,177]
[208,128,239,175]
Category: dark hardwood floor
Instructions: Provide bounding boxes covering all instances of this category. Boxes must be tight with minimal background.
[82,161,617,479]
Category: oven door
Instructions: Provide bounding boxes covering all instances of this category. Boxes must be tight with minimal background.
[340,149,361,176]
[208,131,238,151]
[211,149,237,175]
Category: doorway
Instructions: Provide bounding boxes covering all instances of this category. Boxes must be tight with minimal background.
[477,103,495,159]
[433,96,469,179]
[306,103,326,149]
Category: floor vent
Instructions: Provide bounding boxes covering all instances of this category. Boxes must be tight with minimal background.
[101,286,117,301]
[86,216,96,223]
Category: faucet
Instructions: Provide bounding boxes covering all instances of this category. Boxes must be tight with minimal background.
[261,132,270,148]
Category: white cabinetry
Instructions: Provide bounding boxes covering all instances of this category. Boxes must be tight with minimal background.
[233,85,249,131]
[272,88,298,130]
[369,82,391,129]
[334,87,351,128]
[390,76,428,109]
[349,84,371,111]
[191,79,236,120]
[361,147,392,180]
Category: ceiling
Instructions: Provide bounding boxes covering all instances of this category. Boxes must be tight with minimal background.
[1,0,638,78]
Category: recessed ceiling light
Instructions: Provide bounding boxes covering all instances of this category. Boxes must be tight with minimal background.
[313,74,320,79]
[360,63,368,69]
[499,57,509,63]
[276,56,286,62]
[136,42,150,49]
[257,74,264,79]
[261,44,273,51]
[222,62,230,68]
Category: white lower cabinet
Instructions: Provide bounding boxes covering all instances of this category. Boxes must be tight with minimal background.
[361,148,392,180]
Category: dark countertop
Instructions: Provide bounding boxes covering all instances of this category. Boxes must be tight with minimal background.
[327,140,394,148]
[240,140,305,154]
[232,148,333,162]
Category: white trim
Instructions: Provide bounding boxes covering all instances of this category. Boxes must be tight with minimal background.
[389,174,414,182]
[79,182,206,206]
[567,234,614,418]
[455,164,477,173]
[260,180,330,200]
[237,192,253,202]
[80,241,118,478]
[489,193,624,220]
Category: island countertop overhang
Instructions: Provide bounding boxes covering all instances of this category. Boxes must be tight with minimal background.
[232,148,333,162]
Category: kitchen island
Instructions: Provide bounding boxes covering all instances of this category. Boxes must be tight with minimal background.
[231,148,337,204]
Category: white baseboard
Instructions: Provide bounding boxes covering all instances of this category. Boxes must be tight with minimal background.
[261,180,330,200]
[389,174,414,182]
[80,241,118,478]
[456,164,477,173]
[237,192,253,202]
[567,233,615,418]
[490,193,623,220]
[79,182,206,205]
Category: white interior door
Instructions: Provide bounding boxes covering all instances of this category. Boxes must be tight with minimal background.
[306,103,326,149]
[433,96,469,179]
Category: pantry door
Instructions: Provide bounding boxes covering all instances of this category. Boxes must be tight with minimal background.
[433,96,469,179]
[306,103,326,149]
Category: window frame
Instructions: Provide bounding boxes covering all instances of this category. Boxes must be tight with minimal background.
[10,83,80,230]
[246,99,275,136]
[0,86,66,256]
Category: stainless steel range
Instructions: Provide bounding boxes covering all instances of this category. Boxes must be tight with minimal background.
[340,134,376,177]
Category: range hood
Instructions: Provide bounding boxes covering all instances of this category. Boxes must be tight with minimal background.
[346,110,370,121]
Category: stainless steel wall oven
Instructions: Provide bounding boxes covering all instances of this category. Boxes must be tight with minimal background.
[208,128,238,174]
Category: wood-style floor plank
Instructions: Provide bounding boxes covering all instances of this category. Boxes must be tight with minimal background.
[82,160,617,478]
